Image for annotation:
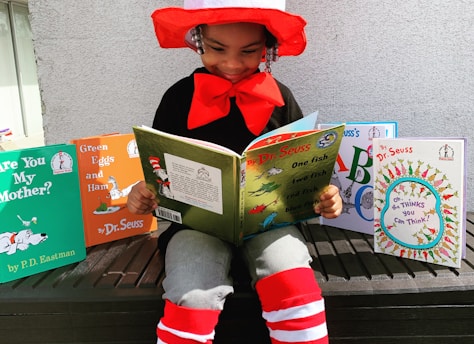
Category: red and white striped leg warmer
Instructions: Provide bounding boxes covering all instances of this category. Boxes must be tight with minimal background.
[256,267,328,344]
[156,300,220,344]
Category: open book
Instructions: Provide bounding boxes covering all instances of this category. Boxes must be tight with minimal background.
[133,112,344,245]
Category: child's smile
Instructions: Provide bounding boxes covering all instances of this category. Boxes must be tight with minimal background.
[200,23,266,84]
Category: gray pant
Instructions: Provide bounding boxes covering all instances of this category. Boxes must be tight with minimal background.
[162,225,313,310]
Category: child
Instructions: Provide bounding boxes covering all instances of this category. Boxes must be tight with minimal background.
[127,1,343,343]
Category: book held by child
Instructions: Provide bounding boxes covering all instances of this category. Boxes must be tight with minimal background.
[133,112,345,245]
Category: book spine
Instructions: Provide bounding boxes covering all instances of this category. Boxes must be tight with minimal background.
[236,159,246,245]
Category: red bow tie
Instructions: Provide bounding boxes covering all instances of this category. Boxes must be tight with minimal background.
[188,72,285,135]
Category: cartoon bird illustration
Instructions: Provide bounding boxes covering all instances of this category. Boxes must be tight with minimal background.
[17,215,37,227]
[107,175,135,200]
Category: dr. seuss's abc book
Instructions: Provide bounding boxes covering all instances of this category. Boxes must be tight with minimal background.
[71,133,157,247]
[0,144,86,283]
[133,112,345,245]
[373,137,467,268]
[318,122,398,235]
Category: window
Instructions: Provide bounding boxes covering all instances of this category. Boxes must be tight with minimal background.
[0,0,43,147]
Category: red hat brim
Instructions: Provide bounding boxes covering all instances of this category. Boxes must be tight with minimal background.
[151,7,307,56]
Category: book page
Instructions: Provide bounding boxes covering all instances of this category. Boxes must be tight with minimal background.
[245,111,319,151]
[162,153,223,215]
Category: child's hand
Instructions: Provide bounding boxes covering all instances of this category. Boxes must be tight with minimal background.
[314,184,342,219]
[126,181,158,215]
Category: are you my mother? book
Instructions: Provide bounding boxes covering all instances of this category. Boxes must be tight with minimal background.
[0,144,86,283]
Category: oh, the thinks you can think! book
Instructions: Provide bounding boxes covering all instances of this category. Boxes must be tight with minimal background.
[0,144,86,283]
[373,137,467,268]
[133,112,344,245]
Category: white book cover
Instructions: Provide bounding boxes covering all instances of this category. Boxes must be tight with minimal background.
[319,122,398,234]
[373,137,467,268]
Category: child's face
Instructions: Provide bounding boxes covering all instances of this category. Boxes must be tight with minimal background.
[200,22,266,84]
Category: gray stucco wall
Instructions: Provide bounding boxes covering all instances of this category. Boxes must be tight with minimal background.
[28,0,472,211]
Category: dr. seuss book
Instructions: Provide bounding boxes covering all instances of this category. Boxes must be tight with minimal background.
[373,137,467,268]
[133,112,344,245]
[71,133,157,247]
[0,144,86,283]
[319,122,398,234]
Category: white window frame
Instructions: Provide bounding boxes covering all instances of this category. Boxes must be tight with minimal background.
[1,0,43,147]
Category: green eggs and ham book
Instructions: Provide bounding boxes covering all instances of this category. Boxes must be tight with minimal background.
[0,144,86,283]
[70,133,157,247]
[373,137,467,268]
[133,112,344,245]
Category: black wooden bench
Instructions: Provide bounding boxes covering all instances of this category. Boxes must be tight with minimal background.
[1,213,473,344]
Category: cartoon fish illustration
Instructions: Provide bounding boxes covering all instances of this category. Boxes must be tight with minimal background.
[422,164,431,178]
[414,160,423,176]
[248,198,279,214]
[260,212,278,229]
[255,166,284,180]
[391,162,401,176]
[439,247,451,258]
[248,181,281,196]
[267,166,283,176]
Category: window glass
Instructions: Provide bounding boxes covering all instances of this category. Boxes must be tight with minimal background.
[0,1,43,146]
[12,3,42,137]
[0,2,24,139]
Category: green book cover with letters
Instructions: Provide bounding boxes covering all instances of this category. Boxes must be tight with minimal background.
[0,144,86,283]
[133,113,344,245]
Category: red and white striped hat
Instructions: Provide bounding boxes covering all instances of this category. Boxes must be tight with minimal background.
[149,156,162,171]
[151,0,307,56]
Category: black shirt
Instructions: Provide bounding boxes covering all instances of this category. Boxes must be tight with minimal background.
[152,67,304,250]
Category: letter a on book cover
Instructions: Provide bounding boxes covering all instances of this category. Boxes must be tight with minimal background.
[0,144,86,283]
[319,122,398,235]
[373,137,467,268]
[71,133,157,247]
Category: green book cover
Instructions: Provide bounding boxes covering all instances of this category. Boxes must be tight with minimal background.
[133,113,344,245]
[0,144,86,283]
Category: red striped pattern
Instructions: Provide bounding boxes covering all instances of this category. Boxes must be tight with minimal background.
[256,268,328,344]
[157,300,220,343]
